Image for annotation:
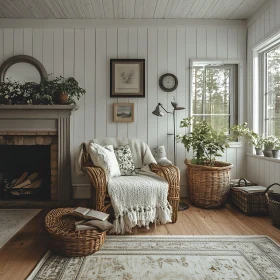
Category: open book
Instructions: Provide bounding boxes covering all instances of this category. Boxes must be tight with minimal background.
[72,207,110,221]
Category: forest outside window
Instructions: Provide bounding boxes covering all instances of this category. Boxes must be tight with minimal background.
[191,62,238,133]
[263,45,280,137]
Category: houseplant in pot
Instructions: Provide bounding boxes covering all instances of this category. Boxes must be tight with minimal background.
[263,135,278,157]
[272,138,280,158]
[51,76,86,105]
[177,117,232,208]
[231,123,264,155]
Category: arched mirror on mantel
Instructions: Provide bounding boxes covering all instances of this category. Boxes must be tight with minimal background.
[0,55,48,83]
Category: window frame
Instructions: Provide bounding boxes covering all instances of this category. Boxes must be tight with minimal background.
[189,59,242,134]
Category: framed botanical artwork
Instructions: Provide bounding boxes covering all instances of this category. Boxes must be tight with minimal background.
[113,103,134,122]
[110,59,145,98]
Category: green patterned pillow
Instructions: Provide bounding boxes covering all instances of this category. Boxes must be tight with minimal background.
[114,145,136,176]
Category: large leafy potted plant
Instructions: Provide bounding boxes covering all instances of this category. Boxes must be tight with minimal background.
[177,117,232,208]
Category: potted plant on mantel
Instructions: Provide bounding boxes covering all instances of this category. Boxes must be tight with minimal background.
[51,76,86,105]
[177,117,232,208]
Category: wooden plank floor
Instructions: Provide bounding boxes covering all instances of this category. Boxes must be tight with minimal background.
[0,204,279,280]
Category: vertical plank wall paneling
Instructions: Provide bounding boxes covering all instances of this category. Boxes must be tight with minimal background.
[0,24,246,196]
[247,0,280,189]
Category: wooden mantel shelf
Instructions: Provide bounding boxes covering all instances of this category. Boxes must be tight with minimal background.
[0,104,78,110]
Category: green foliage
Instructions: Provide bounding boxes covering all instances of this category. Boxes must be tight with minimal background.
[263,135,280,150]
[0,75,86,105]
[230,123,264,148]
[177,117,230,166]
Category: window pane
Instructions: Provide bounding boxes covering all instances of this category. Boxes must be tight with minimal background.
[193,115,230,132]
[266,46,280,137]
[192,67,230,115]
[192,68,204,115]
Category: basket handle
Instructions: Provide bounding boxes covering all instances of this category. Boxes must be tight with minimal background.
[238,178,248,187]
[264,183,280,194]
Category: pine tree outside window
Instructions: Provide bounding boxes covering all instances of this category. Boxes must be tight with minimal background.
[191,62,238,133]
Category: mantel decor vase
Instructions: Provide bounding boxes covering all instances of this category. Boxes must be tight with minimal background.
[185,159,233,208]
[54,90,69,105]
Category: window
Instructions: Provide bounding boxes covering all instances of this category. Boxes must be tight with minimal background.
[191,62,238,132]
[263,45,280,137]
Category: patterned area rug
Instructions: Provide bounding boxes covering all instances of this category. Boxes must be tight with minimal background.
[28,236,280,280]
[0,209,41,249]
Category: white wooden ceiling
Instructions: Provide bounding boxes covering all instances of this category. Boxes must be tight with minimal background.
[0,0,267,20]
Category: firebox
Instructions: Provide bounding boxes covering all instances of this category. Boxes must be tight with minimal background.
[0,145,51,200]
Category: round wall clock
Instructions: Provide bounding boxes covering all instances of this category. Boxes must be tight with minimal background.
[159,73,178,92]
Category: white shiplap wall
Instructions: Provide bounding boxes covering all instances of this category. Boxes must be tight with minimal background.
[247,0,280,188]
[0,20,247,197]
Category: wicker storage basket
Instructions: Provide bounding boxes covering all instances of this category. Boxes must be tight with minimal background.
[185,159,233,208]
[230,180,268,215]
[265,183,280,227]
[45,208,106,257]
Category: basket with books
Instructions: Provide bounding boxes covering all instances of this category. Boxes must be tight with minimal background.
[230,178,270,215]
[45,207,113,257]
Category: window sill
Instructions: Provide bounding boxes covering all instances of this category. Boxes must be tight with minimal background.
[247,153,280,163]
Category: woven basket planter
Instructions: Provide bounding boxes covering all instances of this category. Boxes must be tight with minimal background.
[185,159,233,208]
[265,183,280,227]
[45,208,106,257]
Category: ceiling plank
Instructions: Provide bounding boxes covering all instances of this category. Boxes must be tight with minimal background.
[195,0,216,18]
[124,0,135,19]
[21,0,46,18]
[188,0,208,18]
[175,0,196,18]
[78,0,95,18]
[7,0,36,18]
[154,0,169,18]
[113,0,122,18]
[142,0,158,18]
[203,0,223,19]
[229,0,266,19]
[102,0,114,18]
[164,0,180,18]
[55,0,76,18]
[0,1,23,18]
[68,0,85,18]
[33,0,56,18]
[134,0,144,18]
[90,0,105,18]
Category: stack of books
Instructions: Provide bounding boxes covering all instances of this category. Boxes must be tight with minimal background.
[71,207,113,232]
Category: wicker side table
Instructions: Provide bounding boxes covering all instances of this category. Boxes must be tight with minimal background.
[45,208,106,257]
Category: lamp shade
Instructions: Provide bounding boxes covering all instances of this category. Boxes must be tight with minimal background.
[152,104,164,117]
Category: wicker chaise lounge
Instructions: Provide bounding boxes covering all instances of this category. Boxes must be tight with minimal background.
[80,142,180,223]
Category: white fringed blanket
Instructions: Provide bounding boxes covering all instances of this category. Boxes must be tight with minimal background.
[108,170,172,234]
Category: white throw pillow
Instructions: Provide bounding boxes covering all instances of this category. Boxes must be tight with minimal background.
[88,143,121,179]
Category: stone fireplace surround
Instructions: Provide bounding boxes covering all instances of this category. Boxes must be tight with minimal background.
[0,105,76,201]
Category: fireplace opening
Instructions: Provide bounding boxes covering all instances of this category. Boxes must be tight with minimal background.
[0,145,51,200]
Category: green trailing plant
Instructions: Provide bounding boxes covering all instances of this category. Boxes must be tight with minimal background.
[0,75,86,105]
[231,122,264,149]
[176,117,230,166]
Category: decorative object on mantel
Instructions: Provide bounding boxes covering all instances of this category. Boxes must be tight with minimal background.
[110,59,145,98]
[113,103,134,122]
[0,76,85,105]
[177,117,232,208]
[27,236,280,280]
[0,55,48,83]
[265,183,280,227]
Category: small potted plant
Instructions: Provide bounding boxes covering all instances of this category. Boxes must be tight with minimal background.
[52,76,86,105]
[177,117,232,208]
[263,135,277,157]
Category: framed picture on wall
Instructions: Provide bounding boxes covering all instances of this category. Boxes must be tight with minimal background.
[113,103,134,122]
[110,59,145,98]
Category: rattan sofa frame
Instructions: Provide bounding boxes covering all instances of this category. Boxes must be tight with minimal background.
[80,142,180,223]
